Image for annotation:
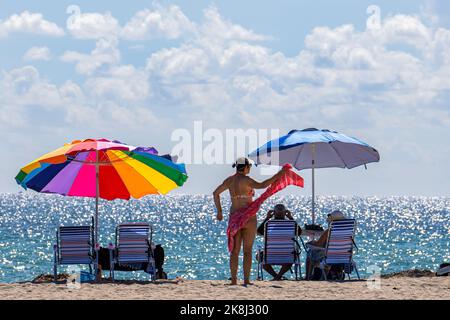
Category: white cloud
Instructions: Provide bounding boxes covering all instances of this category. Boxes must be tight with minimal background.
[86,65,150,102]
[0,11,64,38]
[381,14,432,49]
[141,10,450,149]
[0,65,157,130]
[1,66,61,109]
[67,11,120,39]
[23,46,51,61]
[0,65,63,127]
[146,45,210,81]
[121,5,195,40]
[200,6,270,42]
[60,38,120,75]
[4,7,450,173]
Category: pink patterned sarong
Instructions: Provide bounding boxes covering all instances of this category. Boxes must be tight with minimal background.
[226,164,304,252]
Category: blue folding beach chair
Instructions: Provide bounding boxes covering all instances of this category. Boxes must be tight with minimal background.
[257,220,302,280]
[109,222,156,281]
[53,217,97,283]
[319,219,360,280]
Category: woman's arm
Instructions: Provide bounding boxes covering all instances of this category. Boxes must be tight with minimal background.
[315,229,329,247]
[213,179,229,221]
[248,167,286,189]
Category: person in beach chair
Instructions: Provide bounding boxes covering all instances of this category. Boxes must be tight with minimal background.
[53,217,96,283]
[102,222,165,282]
[256,204,303,281]
[305,211,360,280]
[96,241,166,281]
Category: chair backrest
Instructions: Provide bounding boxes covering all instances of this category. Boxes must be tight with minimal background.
[325,219,356,265]
[116,223,152,264]
[58,225,93,264]
[264,220,298,265]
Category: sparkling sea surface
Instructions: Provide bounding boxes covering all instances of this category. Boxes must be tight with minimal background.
[0,193,448,283]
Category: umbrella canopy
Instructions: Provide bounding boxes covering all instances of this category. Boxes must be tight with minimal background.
[248,128,380,223]
[15,138,188,242]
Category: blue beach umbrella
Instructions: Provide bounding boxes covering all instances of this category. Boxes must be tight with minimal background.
[248,128,380,224]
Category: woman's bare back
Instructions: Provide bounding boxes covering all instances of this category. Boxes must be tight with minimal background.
[226,174,255,213]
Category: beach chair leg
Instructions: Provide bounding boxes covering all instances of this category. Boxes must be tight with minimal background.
[109,249,114,282]
[260,262,264,281]
[53,245,58,283]
[94,261,98,283]
[319,262,327,280]
[354,262,360,280]
[296,252,302,280]
[257,262,261,280]
[151,259,156,282]
[256,249,263,281]
[53,263,57,283]
[258,263,261,281]
[256,255,260,280]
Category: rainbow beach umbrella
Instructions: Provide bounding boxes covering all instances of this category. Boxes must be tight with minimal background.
[15,138,188,243]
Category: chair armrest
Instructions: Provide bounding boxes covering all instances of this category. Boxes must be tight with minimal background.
[351,237,359,254]
[306,244,326,251]
[298,237,308,251]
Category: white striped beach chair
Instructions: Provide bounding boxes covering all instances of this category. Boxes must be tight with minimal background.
[109,222,156,281]
[319,219,360,280]
[53,217,96,283]
[257,219,302,280]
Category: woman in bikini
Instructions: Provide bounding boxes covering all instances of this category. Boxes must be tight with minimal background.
[213,157,286,285]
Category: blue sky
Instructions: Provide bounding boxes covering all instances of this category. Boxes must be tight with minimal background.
[1,1,450,196]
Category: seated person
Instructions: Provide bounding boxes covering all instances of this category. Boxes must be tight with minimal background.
[256,203,302,280]
[96,244,167,281]
[305,210,345,280]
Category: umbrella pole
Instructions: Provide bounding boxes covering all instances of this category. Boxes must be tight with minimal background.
[95,149,99,245]
[311,144,316,224]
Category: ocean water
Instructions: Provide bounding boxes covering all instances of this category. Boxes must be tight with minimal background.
[0,193,448,283]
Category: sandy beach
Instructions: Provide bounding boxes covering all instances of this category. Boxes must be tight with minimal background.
[0,275,448,300]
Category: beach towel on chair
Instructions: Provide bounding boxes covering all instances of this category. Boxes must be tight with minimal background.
[226,164,304,252]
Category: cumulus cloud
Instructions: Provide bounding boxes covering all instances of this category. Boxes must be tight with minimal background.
[63,4,267,44]
[0,11,64,37]
[121,5,195,40]
[66,11,120,39]
[23,46,51,61]
[140,8,450,163]
[86,65,150,102]
[199,6,270,42]
[4,6,450,170]
[0,66,63,128]
[60,37,120,75]
[0,65,157,130]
